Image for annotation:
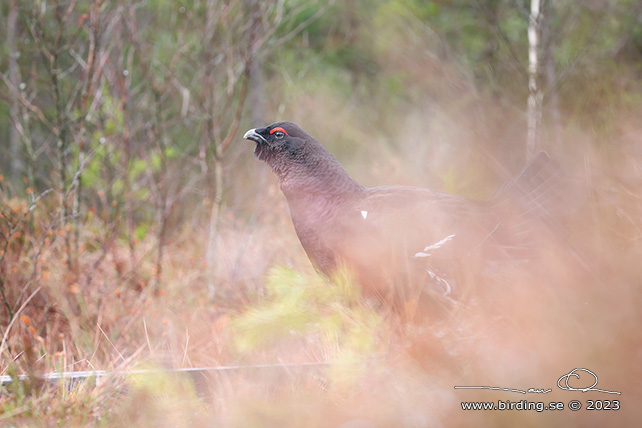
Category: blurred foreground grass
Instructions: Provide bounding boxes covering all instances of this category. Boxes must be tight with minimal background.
[1,184,641,427]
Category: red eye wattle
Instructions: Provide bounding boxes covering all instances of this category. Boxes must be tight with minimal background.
[270,127,288,135]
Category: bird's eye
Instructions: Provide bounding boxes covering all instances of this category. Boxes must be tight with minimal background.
[269,126,288,139]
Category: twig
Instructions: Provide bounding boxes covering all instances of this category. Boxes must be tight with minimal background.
[0,286,42,356]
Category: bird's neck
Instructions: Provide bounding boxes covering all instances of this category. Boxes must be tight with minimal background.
[279,160,362,196]
[273,151,364,221]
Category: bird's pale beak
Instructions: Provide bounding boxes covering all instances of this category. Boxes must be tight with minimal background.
[243,128,267,144]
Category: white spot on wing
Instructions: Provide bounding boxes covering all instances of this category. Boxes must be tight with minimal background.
[412,234,456,258]
[413,252,430,258]
[360,210,368,219]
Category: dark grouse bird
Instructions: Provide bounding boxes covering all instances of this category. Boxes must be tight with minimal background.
[244,121,566,311]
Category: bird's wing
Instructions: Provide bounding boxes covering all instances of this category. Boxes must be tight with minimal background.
[320,186,491,298]
[353,186,491,257]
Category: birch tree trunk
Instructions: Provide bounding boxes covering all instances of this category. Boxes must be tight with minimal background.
[527,0,544,159]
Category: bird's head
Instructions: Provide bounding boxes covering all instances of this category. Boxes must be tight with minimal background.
[243,121,363,196]
[243,121,316,167]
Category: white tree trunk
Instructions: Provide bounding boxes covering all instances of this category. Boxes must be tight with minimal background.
[527,0,543,159]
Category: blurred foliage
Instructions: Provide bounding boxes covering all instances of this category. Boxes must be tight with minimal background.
[269,0,641,142]
[232,266,382,365]
[231,266,386,390]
